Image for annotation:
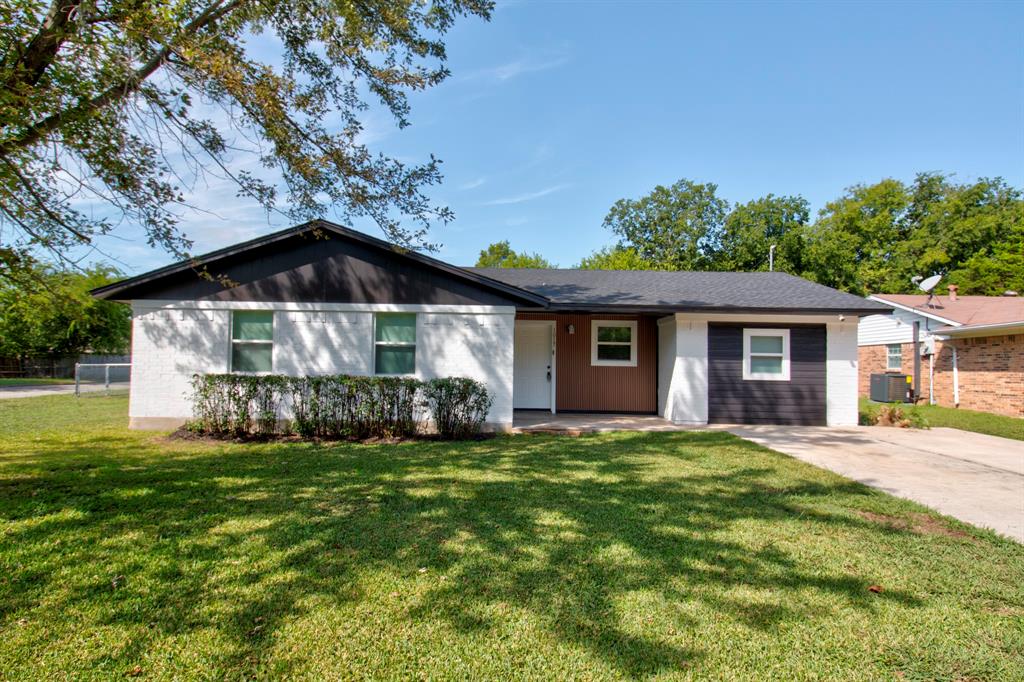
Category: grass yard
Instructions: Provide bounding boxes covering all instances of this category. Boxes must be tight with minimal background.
[0,377,74,387]
[860,397,1024,441]
[1,396,1022,681]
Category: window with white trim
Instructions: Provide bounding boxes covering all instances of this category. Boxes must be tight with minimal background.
[591,320,638,367]
[742,328,790,381]
[886,344,902,371]
[231,311,273,373]
[374,313,416,375]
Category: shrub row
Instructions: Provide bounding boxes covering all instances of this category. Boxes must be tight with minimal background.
[188,374,493,440]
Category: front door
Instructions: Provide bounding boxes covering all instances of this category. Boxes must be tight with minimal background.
[513,322,553,410]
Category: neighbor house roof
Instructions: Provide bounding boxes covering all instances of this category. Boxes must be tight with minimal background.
[869,294,1024,332]
[470,268,891,314]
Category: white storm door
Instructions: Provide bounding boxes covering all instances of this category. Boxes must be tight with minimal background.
[513,323,553,410]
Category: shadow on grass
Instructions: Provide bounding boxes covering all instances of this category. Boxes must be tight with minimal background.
[0,430,922,676]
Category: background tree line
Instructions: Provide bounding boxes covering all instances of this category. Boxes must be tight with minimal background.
[0,263,129,359]
[476,173,1023,297]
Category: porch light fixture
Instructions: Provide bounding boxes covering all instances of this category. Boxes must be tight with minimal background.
[567,323,575,334]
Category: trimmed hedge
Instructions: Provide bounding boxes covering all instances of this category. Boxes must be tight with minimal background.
[423,377,493,440]
[188,374,493,440]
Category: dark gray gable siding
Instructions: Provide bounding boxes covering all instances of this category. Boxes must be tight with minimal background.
[707,323,827,426]
[111,232,527,306]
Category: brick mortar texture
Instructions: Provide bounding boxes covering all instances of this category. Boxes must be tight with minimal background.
[859,335,1023,418]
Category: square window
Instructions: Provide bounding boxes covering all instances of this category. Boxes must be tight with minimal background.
[743,328,790,381]
[591,320,637,367]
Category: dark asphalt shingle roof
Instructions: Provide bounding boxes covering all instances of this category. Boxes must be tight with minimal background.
[469,268,892,314]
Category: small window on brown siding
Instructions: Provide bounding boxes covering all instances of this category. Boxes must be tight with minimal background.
[591,320,638,367]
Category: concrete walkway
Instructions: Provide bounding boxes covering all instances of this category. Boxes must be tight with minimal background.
[724,424,1024,542]
[0,383,129,399]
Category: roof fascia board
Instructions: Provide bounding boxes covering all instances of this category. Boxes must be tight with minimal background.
[933,321,1024,337]
[535,304,891,316]
[868,295,961,326]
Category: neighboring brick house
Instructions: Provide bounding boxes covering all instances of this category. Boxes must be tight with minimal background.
[858,287,1024,418]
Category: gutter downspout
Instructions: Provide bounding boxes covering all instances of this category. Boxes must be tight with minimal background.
[912,321,921,403]
[928,352,934,405]
[952,345,960,407]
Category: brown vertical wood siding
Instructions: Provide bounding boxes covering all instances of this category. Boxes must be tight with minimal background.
[517,313,658,413]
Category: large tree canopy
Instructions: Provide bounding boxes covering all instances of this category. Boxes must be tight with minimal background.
[716,194,809,274]
[0,0,492,280]
[580,173,1021,296]
[0,261,129,357]
[475,240,553,269]
[601,179,727,271]
[575,245,660,270]
[803,173,1023,295]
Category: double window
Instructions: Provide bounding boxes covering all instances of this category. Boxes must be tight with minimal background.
[591,320,638,367]
[374,313,417,375]
[231,311,274,372]
[886,344,902,371]
[742,328,790,381]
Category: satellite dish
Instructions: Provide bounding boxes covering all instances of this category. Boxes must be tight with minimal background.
[918,274,942,293]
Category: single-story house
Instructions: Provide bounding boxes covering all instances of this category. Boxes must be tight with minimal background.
[92,220,890,430]
[858,288,1024,417]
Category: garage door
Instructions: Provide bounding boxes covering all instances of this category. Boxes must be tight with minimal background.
[707,323,827,425]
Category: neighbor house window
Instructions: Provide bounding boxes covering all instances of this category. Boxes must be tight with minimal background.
[375,313,416,375]
[231,310,273,372]
[886,344,902,371]
[591,320,638,367]
[742,328,790,381]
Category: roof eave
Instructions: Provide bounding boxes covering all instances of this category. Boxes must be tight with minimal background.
[527,303,893,316]
[933,321,1024,337]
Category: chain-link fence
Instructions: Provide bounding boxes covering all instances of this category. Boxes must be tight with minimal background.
[74,363,131,396]
[0,354,129,379]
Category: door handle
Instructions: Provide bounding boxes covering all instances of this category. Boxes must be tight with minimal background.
[546,365,551,382]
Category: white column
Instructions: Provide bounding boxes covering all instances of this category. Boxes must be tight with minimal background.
[664,316,708,425]
[826,320,859,426]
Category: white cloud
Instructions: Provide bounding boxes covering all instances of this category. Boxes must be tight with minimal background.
[459,176,487,190]
[480,183,571,206]
[462,46,570,83]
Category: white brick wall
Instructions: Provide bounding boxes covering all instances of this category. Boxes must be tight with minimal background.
[128,301,516,429]
[274,311,373,376]
[418,313,515,425]
[129,306,231,423]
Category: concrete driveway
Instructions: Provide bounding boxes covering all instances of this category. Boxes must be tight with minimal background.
[725,424,1024,542]
[0,383,129,399]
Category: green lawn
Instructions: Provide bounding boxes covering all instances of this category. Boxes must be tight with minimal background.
[1,396,1021,680]
[860,397,1024,441]
[0,377,74,386]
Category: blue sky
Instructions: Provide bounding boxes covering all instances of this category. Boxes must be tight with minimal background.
[89,0,1023,272]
